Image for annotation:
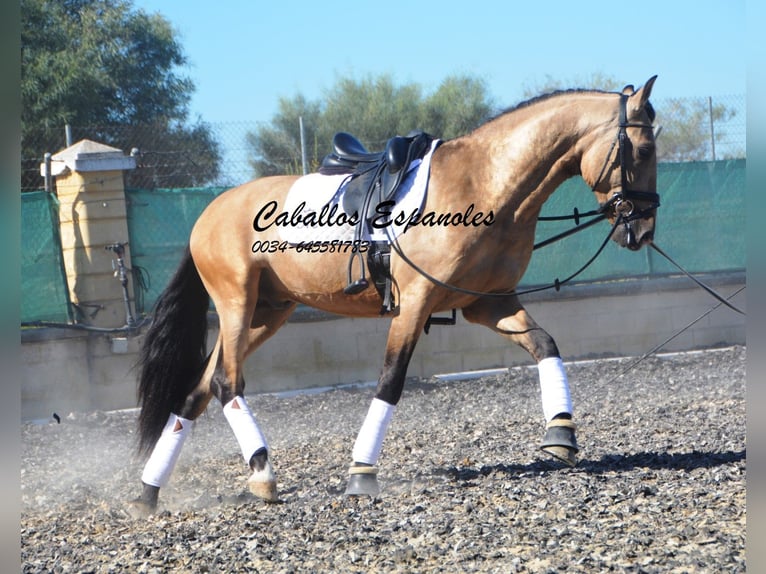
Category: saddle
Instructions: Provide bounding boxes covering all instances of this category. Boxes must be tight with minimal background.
[320,130,433,221]
[319,130,434,312]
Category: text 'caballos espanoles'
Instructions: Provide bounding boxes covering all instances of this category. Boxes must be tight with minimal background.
[252,200,495,232]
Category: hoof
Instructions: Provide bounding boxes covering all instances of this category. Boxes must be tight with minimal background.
[247,461,279,502]
[540,418,579,467]
[541,444,578,467]
[127,483,159,518]
[126,498,156,519]
[345,465,380,497]
[248,478,278,502]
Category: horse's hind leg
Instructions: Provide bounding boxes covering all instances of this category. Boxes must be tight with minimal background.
[134,345,218,513]
[209,300,296,502]
[463,295,579,466]
[135,296,293,513]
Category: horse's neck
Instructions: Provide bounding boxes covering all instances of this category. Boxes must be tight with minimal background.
[468,95,610,221]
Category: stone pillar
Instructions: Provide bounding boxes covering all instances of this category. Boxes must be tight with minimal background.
[42,139,137,328]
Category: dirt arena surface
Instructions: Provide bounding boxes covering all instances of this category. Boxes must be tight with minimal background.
[21,345,745,573]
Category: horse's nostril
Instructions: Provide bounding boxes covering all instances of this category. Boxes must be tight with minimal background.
[637,227,654,245]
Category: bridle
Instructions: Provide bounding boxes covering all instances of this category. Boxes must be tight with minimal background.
[534,93,660,250]
[592,93,660,224]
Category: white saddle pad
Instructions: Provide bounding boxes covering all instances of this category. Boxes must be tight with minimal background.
[275,139,440,245]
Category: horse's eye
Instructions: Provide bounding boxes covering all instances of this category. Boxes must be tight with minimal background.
[637,145,654,160]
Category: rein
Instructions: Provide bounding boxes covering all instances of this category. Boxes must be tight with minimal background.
[648,243,745,315]
[535,208,607,250]
[386,213,625,299]
[603,284,746,385]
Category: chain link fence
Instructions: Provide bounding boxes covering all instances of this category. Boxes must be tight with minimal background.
[21,94,745,193]
[654,94,744,162]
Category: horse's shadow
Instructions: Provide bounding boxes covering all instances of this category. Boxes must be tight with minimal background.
[432,449,746,482]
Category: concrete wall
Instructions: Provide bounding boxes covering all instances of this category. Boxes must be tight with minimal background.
[21,273,746,421]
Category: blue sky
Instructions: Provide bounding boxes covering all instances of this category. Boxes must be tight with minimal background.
[130,0,746,125]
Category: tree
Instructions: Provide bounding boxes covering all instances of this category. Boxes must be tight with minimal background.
[422,75,496,140]
[21,0,221,190]
[521,72,738,162]
[246,94,326,178]
[653,97,737,162]
[246,74,495,177]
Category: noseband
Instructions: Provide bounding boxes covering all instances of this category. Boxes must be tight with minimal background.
[594,94,660,223]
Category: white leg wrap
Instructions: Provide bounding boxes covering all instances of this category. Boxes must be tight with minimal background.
[538,357,573,422]
[352,398,396,465]
[223,396,268,463]
[141,414,192,488]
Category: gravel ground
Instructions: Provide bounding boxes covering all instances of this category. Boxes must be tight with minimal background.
[21,345,746,573]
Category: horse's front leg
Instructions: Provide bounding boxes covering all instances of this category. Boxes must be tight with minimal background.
[463,295,579,466]
[345,308,430,496]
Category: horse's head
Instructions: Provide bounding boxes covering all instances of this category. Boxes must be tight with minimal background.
[581,76,659,251]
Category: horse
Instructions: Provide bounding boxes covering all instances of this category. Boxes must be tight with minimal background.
[131,76,659,512]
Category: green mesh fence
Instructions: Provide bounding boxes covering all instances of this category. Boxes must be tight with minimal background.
[648,159,746,274]
[21,192,72,323]
[521,159,745,286]
[125,187,227,311]
[21,161,745,323]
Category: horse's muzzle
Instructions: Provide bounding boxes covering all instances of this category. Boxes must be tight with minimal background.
[615,220,654,251]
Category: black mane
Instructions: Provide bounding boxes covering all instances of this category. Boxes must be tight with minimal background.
[490,88,654,124]
[492,88,612,122]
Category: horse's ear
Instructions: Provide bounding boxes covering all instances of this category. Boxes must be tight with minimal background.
[621,84,635,95]
[629,75,658,111]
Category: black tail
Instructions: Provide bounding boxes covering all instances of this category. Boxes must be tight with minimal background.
[137,245,210,455]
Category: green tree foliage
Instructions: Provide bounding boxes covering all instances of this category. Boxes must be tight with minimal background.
[246,74,495,177]
[246,95,326,178]
[21,0,220,189]
[655,98,737,162]
[422,75,499,140]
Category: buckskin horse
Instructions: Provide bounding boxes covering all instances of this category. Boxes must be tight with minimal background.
[132,76,659,512]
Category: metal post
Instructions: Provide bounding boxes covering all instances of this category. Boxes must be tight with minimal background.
[44,153,52,192]
[65,124,73,147]
[708,96,716,161]
[299,116,307,175]
[105,242,136,328]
